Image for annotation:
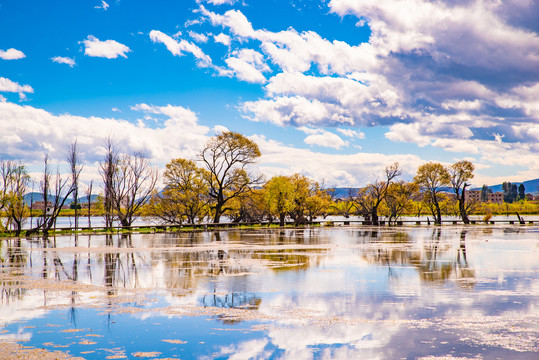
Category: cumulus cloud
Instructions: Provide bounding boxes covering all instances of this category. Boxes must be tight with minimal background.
[82,35,131,59]
[188,31,209,43]
[51,56,76,67]
[225,49,270,83]
[195,2,539,155]
[301,128,349,150]
[150,30,213,67]
[214,33,231,46]
[0,77,34,101]
[337,128,365,139]
[0,48,25,60]
[252,134,423,187]
[0,100,209,169]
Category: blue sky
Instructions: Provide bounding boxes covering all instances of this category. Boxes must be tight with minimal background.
[1,0,539,188]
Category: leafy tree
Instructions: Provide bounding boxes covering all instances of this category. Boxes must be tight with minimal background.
[414,162,450,224]
[305,181,332,221]
[480,184,492,201]
[448,160,475,224]
[383,181,418,224]
[227,189,267,223]
[0,161,30,235]
[200,131,261,223]
[265,175,295,226]
[502,182,518,203]
[149,158,210,225]
[518,183,525,201]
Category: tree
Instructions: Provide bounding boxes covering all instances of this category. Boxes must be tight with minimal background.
[67,140,83,230]
[28,154,75,236]
[111,152,158,228]
[414,162,450,224]
[99,138,118,229]
[149,158,210,225]
[331,189,357,218]
[227,189,267,223]
[0,161,30,235]
[502,182,518,203]
[480,184,492,202]
[1,161,15,231]
[305,181,332,221]
[199,131,261,223]
[265,175,295,226]
[448,160,475,224]
[355,162,402,225]
[518,183,525,201]
[384,181,418,224]
[85,180,93,228]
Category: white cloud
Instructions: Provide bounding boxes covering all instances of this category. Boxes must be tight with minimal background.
[203,0,238,5]
[188,31,209,43]
[149,30,212,67]
[195,3,539,160]
[213,125,229,134]
[337,128,365,139]
[214,33,231,46]
[299,127,349,149]
[0,77,34,101]
[0,48,25,60]
[252,135,423,187]
[0,101,209,170]
[95,0,109,10]
[225,49,270,83]
[82,35,131,59]
[51,56,76,67]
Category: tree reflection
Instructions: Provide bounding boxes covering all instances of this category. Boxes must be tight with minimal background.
[360,228,476,286]
[0,238,27,303]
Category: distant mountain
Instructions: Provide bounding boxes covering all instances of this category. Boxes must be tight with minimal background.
[23,192,99,205]
[473,178,539,195]
[330,188,359,199]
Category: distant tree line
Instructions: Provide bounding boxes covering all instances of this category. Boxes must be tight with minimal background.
[1,131,538,235]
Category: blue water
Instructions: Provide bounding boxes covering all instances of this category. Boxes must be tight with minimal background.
[1,226,538,359]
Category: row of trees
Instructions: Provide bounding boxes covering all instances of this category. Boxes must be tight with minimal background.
[1,131,536,234]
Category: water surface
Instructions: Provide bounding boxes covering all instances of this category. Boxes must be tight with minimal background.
[1,226,538,359]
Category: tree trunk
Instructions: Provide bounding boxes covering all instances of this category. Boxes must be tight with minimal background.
[371,207,379,226]
[460,187,470,224]
[213,202,223,223]
[279,213,285,227]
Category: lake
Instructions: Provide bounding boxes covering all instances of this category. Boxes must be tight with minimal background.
[0,225,538,359]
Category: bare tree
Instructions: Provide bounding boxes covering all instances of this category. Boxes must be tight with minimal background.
[355,162,402,225]
[99,138,118,230]
[448,160,475,224]
[28,154,75,236]
[111,152,158,228]
[67,140,83,230]
[85,180,93,228]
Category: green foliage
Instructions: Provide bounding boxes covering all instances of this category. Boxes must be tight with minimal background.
[148,158,210,225]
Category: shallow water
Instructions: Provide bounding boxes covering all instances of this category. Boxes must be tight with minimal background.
[0,226,538,359]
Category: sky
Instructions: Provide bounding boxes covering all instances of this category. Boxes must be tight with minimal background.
[1,0,539,190]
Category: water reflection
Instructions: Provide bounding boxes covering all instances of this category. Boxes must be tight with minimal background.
[0,226,538,359]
